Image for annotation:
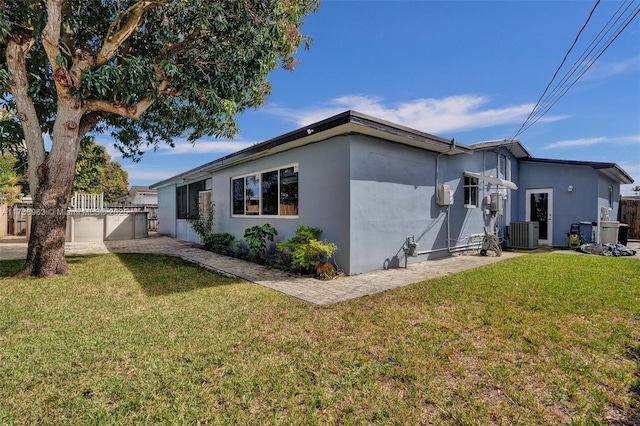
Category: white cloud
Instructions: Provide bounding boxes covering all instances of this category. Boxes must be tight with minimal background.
[157,139,256,155]
[270,94,568,134]
[545,135,640,149]
[584,55,640,81]
[122,168,181,181]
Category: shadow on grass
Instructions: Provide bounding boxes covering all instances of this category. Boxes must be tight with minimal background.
[1,253,243,297]
[0,259,24,278]
[112,253,243,297]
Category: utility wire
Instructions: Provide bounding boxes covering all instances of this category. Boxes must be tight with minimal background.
[517,3,640,136]
[508,0,639,141]
[510,0,601,141]
[524,1,631,124]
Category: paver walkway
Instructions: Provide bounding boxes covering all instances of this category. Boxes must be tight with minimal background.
[2,234,637,305]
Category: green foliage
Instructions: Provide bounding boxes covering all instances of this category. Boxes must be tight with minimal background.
[0,153,23,203]
[244,224,278,262]
[277,225,338,272]
[0,0,319,160]
[73,137,129,203]
[186,201,216,240]
[203,233,236,254]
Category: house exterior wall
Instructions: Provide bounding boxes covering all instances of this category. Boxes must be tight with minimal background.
[208,136,352,268]
[155,135,522,275]
[133,192,158,205]
[597,174,620,218]
[157,184,177,237]
[518,162,598,246]
[347,136,517,274]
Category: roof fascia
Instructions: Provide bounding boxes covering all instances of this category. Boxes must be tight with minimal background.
[151,110,472,188]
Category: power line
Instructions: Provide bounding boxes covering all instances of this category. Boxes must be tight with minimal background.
[517,3,640,136]
[508,0,640,141]
[523,1,630,125]
[510,0,601,141]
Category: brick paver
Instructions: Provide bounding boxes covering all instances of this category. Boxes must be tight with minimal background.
[2,234,637,305]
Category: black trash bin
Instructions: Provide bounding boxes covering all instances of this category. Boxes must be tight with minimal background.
[618,224,630,246]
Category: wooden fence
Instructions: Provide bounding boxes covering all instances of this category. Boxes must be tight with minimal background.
[620,198,640,240]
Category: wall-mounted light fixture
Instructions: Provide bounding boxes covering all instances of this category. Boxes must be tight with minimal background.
[567,185,574,192]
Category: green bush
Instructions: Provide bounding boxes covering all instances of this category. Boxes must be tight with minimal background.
[244,224,278,262]
[277,225,338,273]
[186,200,215,240]
[203,233,236,254]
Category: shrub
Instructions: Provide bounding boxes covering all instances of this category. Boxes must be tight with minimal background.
[277,225,338,274]
[186,200,215,240]
[203,233,236,254]
[243,224,278,262]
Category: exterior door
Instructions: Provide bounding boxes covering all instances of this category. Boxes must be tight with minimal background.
[526,189,553,245]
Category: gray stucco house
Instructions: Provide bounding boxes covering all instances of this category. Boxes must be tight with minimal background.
[150,111,633,274]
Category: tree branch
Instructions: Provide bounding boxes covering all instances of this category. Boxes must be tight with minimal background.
[42,0,63,70]
[97,0,165,67]
[85,97,155,121]
[5,34,47,196]
[78,111,104,136]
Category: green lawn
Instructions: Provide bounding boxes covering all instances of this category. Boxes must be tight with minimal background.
[0,253,638,425]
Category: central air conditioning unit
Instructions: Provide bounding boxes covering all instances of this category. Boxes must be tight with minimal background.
[510,222,539,249]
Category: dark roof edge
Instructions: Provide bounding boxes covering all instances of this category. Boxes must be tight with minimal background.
[521,157,634,184]
[469,139,532,158]
[150,110,472,188]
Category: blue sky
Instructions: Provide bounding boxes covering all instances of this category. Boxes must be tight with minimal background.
[97,0,640,194]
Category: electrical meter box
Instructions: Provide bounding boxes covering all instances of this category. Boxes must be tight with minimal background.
[437,184,454,206]
[490,192,503,213]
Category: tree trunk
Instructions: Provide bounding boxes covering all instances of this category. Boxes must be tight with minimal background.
[16,176,72,277]
[15,102,83,278]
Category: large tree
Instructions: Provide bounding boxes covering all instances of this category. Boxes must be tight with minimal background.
[0,0,318,277]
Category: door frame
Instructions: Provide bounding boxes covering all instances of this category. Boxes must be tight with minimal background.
[525,188,554,245]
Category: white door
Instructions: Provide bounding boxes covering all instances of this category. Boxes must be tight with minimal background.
[526,188,553,245]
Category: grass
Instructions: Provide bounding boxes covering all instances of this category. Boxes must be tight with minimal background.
[0,252,638,425]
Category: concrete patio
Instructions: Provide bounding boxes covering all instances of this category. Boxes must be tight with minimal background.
[2,234,637,305]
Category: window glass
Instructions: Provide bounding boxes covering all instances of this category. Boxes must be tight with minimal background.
[608,186,613,208]
[231,165,298,217]
[188,180,206,218]
[464,176,478,207]
[245,174,260,215]
[232,178,244,215]
[176,185,188,219]
[262,170,279,215]
[280,166,299,216]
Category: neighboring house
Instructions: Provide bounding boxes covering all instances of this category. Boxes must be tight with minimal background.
[150,111,633,275]
[118,186,158,206]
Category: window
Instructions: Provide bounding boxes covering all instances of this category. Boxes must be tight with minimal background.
[232,164,298,216]
[176,178,211,219]
[463,175,479,207]
[608,185,613,208]
[245,174,260,215]
[176,185,188,219]
[262,170,279,215]
[279,166,298,216]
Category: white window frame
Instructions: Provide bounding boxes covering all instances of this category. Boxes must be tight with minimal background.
[463,175,479,208]
[231,163,299,218]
